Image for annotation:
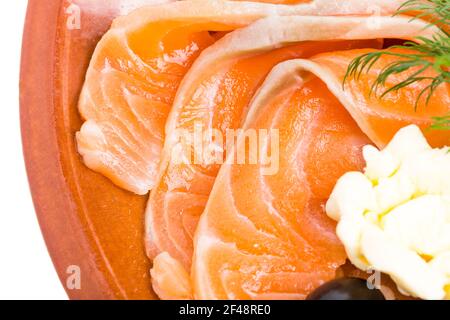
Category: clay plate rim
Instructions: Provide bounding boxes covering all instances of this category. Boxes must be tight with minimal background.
[20,0,156,300]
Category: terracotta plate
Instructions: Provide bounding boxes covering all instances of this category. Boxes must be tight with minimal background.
[20,0,156,300]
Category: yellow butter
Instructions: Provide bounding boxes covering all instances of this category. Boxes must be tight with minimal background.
[326,125,450,300]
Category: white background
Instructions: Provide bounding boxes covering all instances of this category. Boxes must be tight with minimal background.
[0,1,68,299]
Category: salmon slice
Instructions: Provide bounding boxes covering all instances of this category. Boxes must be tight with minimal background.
[230,0,405,13]
[76,0,404,194]
[259,53,449,149]
[146,15,435,271]
[150,252,193,300]
[75,0,274,195]
[307,51,450,147]
[192,75,371,299]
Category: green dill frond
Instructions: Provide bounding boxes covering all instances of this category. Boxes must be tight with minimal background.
[344,34,450,110]
[344,0,450,130]
[430,113,450,130]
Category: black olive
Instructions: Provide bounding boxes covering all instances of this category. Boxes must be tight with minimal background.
[306,278,386,300]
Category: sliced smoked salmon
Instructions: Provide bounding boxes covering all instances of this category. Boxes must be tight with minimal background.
[150,252,193,300]
[76,0,267,195]
[303,50,450,147]
[146,15,435,271]
[232,0,405,13]
[192,76,371,299]
[76,0,404,194]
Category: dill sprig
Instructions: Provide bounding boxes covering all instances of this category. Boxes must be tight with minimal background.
[345,34,450,110]
[430,113,450,130]
[344,0,450,130]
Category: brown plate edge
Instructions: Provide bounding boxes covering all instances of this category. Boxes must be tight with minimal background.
[19,0,121,300]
